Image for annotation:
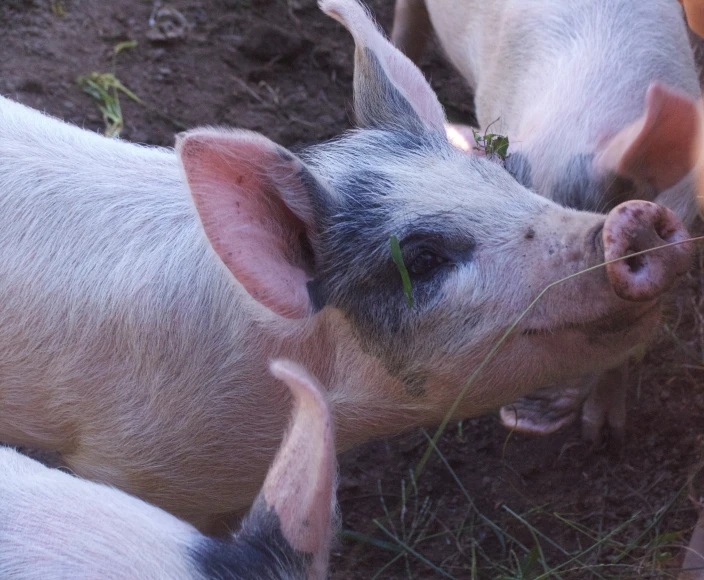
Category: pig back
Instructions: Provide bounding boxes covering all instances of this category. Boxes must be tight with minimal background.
[0,97,293,515]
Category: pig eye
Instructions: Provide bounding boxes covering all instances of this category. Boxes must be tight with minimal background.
[408,250,449,278]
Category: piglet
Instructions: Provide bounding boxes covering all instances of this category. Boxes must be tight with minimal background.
[393,0,702,445]
[0,360,335,580]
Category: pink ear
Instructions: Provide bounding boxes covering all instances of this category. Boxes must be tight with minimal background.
[265,359,335,580]
[596,82,700,191]
[445,123,482,154]
[320,0,446,132]
[177,129,319,319]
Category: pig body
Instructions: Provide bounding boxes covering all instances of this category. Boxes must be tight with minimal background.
[393,0,701,441]
[0,0,691,529]
[0,361,336,580]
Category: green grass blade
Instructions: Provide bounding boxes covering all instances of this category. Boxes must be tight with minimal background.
[390,235,413,308]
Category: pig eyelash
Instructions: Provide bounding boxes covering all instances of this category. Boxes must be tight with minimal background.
[406,249,451,280]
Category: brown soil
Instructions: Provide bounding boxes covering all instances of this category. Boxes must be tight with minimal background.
[1,1,702,579]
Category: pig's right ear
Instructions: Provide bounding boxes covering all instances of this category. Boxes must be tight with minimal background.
[595,82,700,191]
[243,360,335,580]
[177,129,326,319]
[320,0,446,133]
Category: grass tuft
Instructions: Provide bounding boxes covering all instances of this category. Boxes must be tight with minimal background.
[77,72,143,138]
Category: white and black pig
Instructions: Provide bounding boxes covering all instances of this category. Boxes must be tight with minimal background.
[392,0,702,444]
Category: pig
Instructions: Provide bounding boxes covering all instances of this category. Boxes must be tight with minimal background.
[681,506,704,580]
[0,360,336,580]
[0,0,692,531]
[392,0,702,445]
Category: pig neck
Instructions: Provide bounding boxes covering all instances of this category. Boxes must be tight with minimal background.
[264,308,437,453]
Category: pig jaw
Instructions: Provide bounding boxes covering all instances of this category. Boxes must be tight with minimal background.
[317,301,662,443]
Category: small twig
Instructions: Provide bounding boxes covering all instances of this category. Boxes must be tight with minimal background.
[232,76,266,104]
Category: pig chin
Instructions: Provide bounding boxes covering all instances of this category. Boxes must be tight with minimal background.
[520,300,661,362]
[520,300,661,348]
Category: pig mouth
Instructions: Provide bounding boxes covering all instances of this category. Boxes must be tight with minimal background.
[521,301,659,337]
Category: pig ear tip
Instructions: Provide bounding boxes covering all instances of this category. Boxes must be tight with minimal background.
[268,359,307,389]
[175,129,211,150]
[646,81,668,100]
[269,360,328,408]
[319,0,347,17]
[268,358,292,377]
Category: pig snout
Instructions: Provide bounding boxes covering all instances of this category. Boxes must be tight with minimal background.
[603,201,692,302]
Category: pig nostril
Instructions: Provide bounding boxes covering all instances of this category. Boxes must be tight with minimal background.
[653,213,677,243]
[625,253,645,273]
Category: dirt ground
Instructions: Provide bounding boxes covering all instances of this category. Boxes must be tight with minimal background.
[1,1,704,578]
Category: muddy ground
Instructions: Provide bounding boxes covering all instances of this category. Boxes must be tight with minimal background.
[1,1,703,578]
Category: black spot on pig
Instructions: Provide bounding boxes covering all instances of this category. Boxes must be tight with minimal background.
[301,128,480,380]
[337,169,393,200]
[307,279,327,312]
[552,154,641,213]
[386,130,427,154]
[297,164,333,229]
[505,153,533,189]
[298,232,315,276]
[191,500,311,580]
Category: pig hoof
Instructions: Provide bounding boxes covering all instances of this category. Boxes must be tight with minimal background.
[580,366,627,452]
[499,387,585,435]
[581,405,625,453]
[582,421,625,456]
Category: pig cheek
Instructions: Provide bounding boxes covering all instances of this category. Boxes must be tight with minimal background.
[447,340,556,414]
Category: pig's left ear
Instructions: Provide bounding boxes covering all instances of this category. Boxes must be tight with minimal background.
[177,129,326,319]
[596,82,700,190]
[320,0,446,133]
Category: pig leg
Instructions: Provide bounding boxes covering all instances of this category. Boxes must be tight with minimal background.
[391,0,432,63]
[681,509,704,580]
[500,364,633,448]
[580,364,629,449]
[499,376,596,435]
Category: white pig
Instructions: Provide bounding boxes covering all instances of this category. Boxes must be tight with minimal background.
[392,0,702,444]
[0,360,336,580]
[0,0,692,530]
